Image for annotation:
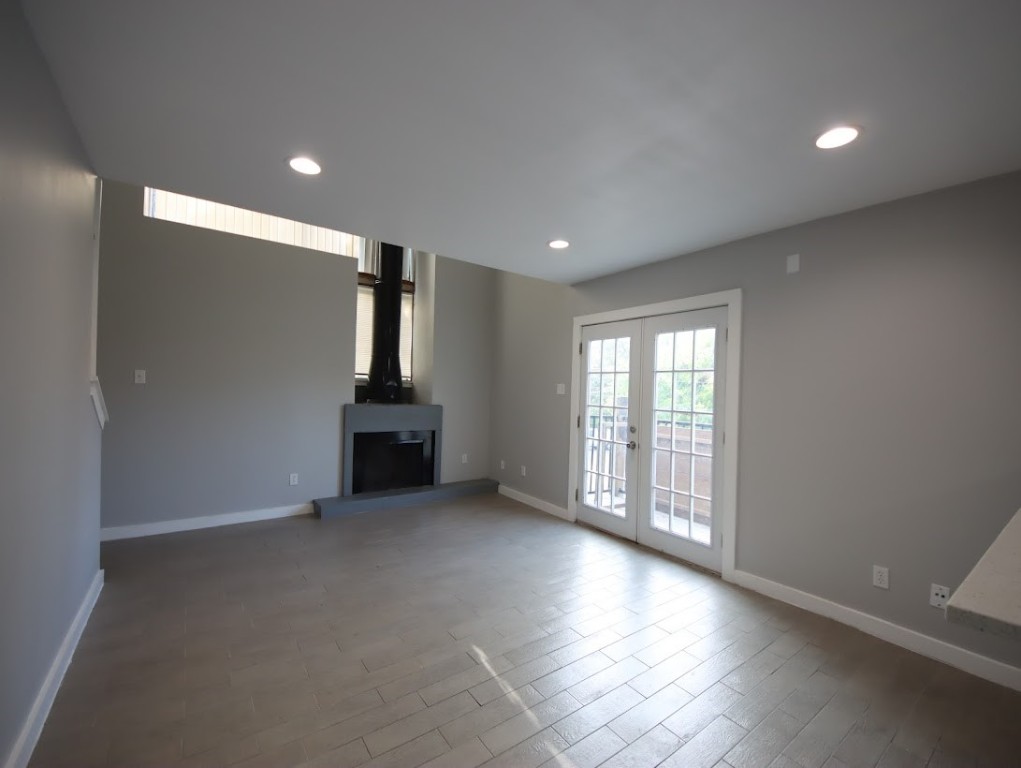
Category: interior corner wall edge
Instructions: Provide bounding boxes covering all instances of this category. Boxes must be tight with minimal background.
[0,2,103,764]
[97,180,355,528]
[490,171,1021,669]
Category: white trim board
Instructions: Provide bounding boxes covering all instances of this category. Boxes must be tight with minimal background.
[4,570,103,768]
[567,288,743,579]
[101,503,313,541]
[731,569,1021,692]
[498,485,572,522]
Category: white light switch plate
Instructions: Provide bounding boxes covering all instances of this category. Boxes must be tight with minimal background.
[134,369,147,384]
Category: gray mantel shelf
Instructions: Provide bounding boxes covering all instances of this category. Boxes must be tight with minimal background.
[946,506,1021,641]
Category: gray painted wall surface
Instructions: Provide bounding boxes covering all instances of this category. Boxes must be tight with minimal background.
[98,181,354,527]
[490,172,1021,666]
[0,1,101,761]
[489,272,573,501]
[429,256,496,483]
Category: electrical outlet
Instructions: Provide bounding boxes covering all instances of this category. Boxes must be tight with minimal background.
[930,583,950,609]
[289,473,299,486]
[787,253,800,274]
[500,459,506,470]
[520,465,527,477]
[461,453,468,464]
[873,565,889,590]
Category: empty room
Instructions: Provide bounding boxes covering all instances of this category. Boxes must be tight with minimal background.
[3,2,1021,767]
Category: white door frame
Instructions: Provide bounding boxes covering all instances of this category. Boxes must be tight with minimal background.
[567,289,742,579]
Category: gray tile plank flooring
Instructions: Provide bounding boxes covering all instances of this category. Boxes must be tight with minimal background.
[29,494,1021,767]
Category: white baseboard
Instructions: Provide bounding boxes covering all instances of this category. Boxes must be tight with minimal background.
[4,570,104,768]
[730,569,1021,692]
[101,503,313,541]
[498,485,573,522]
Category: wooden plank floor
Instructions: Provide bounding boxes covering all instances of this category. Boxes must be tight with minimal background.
[31,494,1021,767]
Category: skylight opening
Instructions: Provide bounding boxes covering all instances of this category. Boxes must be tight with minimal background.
[142,186,358,257]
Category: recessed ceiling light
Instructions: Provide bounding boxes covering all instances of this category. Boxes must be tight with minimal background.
[288,156,321,175]
[815,126,860,149]
[548,239,570,249]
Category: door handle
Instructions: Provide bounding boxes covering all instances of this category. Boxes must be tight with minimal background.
[627,440,637,450]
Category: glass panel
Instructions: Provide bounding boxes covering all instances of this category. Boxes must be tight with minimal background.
[694,372,714,413]
[614,373,629,405]
[654,450,670,490]
[585,412,598,439]
[674,331,694,370]
[611,479,627,516]
[655,411,671,448]
[614,408,629,442]
[672,452,692,495]
[588,340,602,372]
[601,376,615,406]
[615,337,631,373]
[693,455,713,498]
[600,482,612,512]
[671,493,691,538]
[600,408,615,440]
[692,498,712,545]
[693,413,713,455]
[587,374,601,405]
[694,328,716,369]
[673,412,692,453]
[655,372,673,410]
[601,339,616,373]
[655,332,674,371]
[673,373,692,411]
[653,488,670,531]
[613,443,627,478]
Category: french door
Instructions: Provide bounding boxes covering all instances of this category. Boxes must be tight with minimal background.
[577,308,727,571]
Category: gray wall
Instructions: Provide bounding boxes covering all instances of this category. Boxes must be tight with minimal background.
[490,172,1021,666]
[489,272,573,501]
[428,256,496,483]
[98,181,354,527]
[0,0,102,761]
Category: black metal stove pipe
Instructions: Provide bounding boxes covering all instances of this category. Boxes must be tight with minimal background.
[366,242,403,402]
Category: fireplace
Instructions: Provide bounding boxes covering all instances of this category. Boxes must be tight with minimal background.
[342,403,442,496]
[352,429,434,493]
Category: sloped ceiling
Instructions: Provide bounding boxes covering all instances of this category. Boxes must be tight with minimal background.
[22,0,1021,283]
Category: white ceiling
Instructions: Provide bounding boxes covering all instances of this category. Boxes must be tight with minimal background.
[22,0,1021,283]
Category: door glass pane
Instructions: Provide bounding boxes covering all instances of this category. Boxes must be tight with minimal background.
[694,328,716,369]
[583,335,632,519]
[694,372,714,413]
[601,339,616,372]
[655,372,672,410]
[672,453,692,495]
[653,489,670,531]
[655,412,671,448]
[673,412,692,453]
[693,413,712,455]
[656,333,674,370]
[674,331,694,370]
[671,493,691,538]
[692,497,711,545]
[615,338,631,372]
[645,323,719,547]
[654,450,670,489]
[673,373,692,411]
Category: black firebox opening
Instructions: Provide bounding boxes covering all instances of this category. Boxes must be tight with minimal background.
[352,430,435,494]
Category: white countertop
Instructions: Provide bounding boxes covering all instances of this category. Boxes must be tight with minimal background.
[946,507,1021,641]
